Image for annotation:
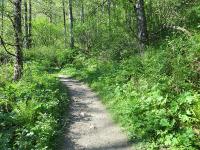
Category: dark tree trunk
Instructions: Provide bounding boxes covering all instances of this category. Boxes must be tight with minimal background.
[62,0,67,48]
[107,0,111,41]
[68,0,74,49]
[24,0,28,48]
[28,0,32,48]
[135,0,148,51]
[13,0,23,81]
[1,0,4,37]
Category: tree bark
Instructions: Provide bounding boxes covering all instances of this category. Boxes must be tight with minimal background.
[62,0,67,48]
[135,0,148,51]
[1,0,4,37]
[68,0,74,49]
[24,0,28,48]
[13,0,23,81]
[28,0,32,48]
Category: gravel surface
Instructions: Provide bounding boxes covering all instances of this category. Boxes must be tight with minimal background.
[59,76,133,150]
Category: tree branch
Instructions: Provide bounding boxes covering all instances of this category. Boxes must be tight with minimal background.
[0,36,16,57]
[166,25,192,37]
[150,24,192,39]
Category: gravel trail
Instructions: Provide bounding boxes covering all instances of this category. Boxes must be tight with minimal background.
[59,76,133,150]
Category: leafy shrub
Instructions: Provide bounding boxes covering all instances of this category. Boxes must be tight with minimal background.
[61,35,200,149]
[25,46,78,71]
[0,64,68,150]
[33,18,63,47]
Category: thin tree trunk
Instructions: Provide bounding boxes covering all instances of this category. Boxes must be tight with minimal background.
[24,0,28,48]
[68,0,74,49]
[62,0,67,48]
[1,0,4,37]
[135,0,148,51]
[13,0,23,81]
[28,0,32,48]
[107,0,111,41]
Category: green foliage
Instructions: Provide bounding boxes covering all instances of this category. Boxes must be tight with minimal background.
[0,63,68,150]
[33,18,64,47]
[0,63,13,86]
[61,35,200,149]
[25,46,78,71]
[185,5,200,29]
[1,0,200,149]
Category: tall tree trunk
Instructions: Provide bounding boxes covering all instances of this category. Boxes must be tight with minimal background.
[1,0,4,37]
[13,0,23,81]
[135,0,148,51]
[107,0,111,41]
[68,0,74,49]
[62,0,67,48]
[28,0,32,48]
[24,0,28,48]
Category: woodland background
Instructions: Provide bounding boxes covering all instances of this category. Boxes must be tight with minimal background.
[0,0,200,149]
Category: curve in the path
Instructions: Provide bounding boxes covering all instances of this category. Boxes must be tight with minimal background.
[59,76,133,150]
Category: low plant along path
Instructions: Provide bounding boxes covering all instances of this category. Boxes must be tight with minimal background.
[59,75,132,150]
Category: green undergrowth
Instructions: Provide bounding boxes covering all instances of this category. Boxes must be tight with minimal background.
[24,46,78,72]
[61,35,200,149]
[0,61,69,150]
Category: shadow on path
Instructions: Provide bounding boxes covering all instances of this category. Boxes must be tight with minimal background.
[59,76,133,150]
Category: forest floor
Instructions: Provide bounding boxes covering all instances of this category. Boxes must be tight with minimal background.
[59,75,133,150]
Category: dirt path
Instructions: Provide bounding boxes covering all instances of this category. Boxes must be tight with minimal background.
[59,76,133,150]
